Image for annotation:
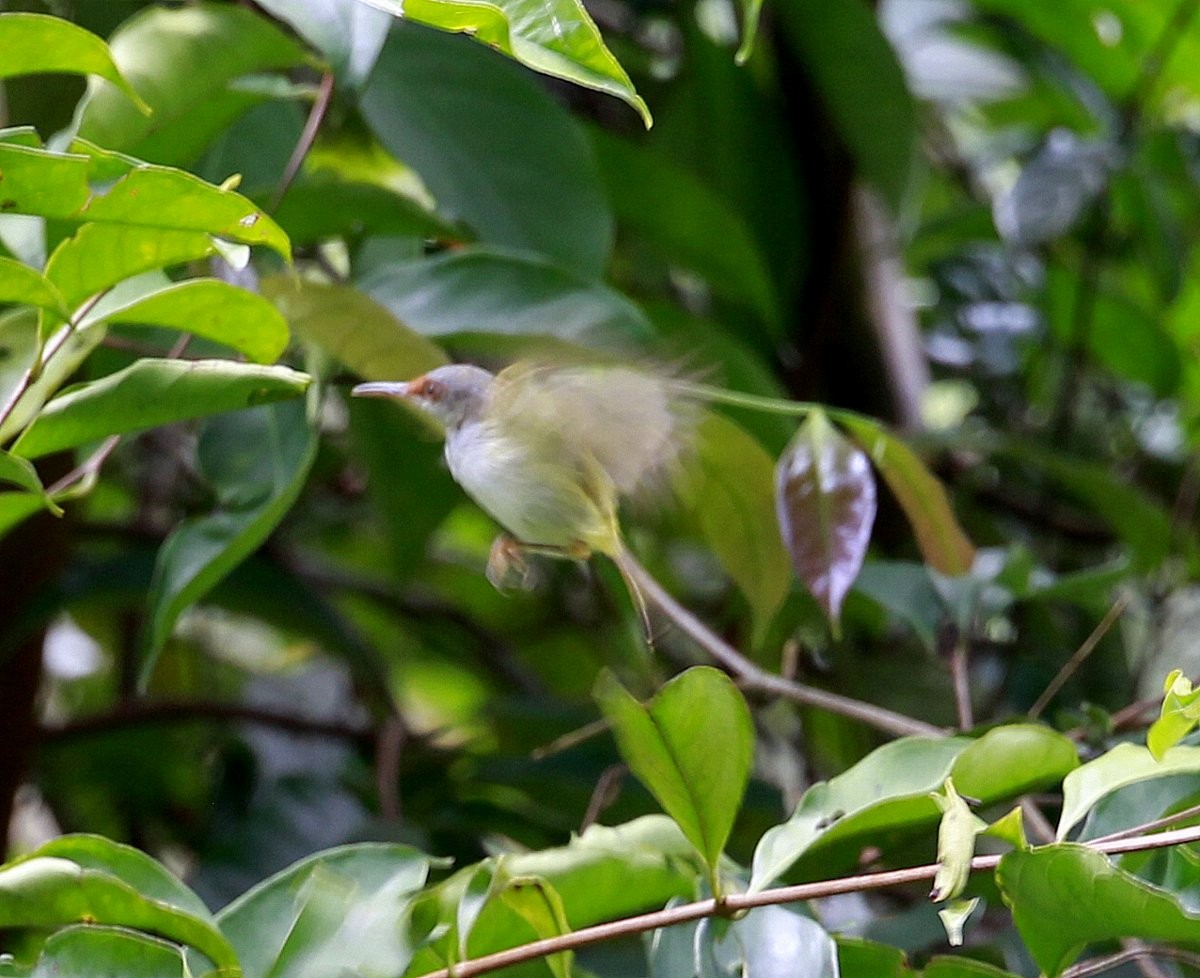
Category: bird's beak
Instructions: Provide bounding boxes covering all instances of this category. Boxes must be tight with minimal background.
[351,381,411,400]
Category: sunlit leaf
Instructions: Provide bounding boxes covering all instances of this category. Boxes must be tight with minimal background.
[998,844,1200,977]
[0,13,149,113]
[595,667,753,877]
[74,3,310,167]
[362,0,648,126]
[837,413,975,576]
[0,257,67,316]
[776,409,877,628]
[13,360,310,460]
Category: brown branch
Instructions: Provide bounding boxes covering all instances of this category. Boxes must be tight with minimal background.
[616,549,946,739]
[38,700,373,745]
[269,71,335,212]
[1063,944,1200,978]
[413,825,1200,978]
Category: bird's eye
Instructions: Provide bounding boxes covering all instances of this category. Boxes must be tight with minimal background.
[419,379,447,402]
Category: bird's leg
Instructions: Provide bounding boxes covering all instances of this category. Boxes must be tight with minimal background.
[486,535,592,591]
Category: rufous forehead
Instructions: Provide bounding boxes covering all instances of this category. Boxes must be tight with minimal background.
[408,375,446,400]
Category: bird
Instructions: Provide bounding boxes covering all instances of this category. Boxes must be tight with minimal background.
[352,360,692,630]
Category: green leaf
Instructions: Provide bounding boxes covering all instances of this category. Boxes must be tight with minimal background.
[216,843,433,978]
[837,414,975,576]
[836,937,909,978]
[1058,742,1200,840]
[365,0,648,126]
[0,13,149,113]
[95,279,289,363]
[142,398,318,678]
[495,875,573,978]
[1149,670,1200,760]
[594,667,754,878]
[776,410,877,628]
[590,129,779,330]
[0,450,59,515]
[251,0,391,88]
[13,359,310,460]
[774,0,918,211]
[997,844,1200,977]
[0,844,235,969]
[75,3,310,168]
[360,246,652,344]
[675,412,791,639]
[262,277,448,381]
[750,725,1076,891]
[361,24,614,278]
[0,257,67,316]
[24,926,191,978]
[0,141,290,262]
[0,493,47,541]
[272,178,465,245]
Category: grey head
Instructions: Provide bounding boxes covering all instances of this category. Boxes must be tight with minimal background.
[352,364,495,431]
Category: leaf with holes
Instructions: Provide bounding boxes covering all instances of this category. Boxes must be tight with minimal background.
[776,409,876,628]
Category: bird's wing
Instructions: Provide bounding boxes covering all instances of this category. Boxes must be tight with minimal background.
[487,362,691,496]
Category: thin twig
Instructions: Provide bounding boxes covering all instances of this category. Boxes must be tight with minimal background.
[375,713,406,821]
[1090,800,1200,845]
[413,824,1200,978]
[38,699,373,744]
[1020,796,1056,844]
[1064,944,1200,978]
[580,764,625,832]
[617,548,945,739]
[947,630,973,731]
[1029,591,1130,720]
[269,71,335,212]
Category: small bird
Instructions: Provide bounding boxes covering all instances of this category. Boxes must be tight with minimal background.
[352,360,691,624]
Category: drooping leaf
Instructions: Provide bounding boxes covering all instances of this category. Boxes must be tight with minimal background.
[1058,742,1200,840]
[0,450,58,515]
[997,844,1200,977]
[836,413,975,576]
[251,0,391,88]
[675,412,791,639]
[216,844,433,978]
[750,725,1077,891]
[495,875,573,978]
[360,24,614,278]
[930,779,986,904]
[595,667,754,877]
[0,256,67,316]
[362,0,648,126]
[13,360,310,460]
[74,3,310,167]
[142,398,317,678]
[360,247,652,344]
[775,409,877,627]
[262,277,448,381]
[0,13,149,112]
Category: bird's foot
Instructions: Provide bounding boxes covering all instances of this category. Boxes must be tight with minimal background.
[487,535,536,591]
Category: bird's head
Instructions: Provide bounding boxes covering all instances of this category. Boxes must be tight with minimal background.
[352,364,494,431]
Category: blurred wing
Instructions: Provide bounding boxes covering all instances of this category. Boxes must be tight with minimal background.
[488,362,691,496]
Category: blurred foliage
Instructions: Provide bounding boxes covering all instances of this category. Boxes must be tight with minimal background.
[6,0,1200,975]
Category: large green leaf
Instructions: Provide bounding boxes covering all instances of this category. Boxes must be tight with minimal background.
[837,414,975,576]
[364,0,648,126]
[272,178,464,245]
[776,409,877,627]
[75,2,310,168]
[360,247,652,344]
[590,129,779,331]
[20,925,191,978]
[997,844,1200,976]
[750,725,1077,891]
[0,141,290,260]
[142,398,318,677]
[595,667,754,877]
[13,359,310,460]
[775,0,918,211]
[674,412,791,639]
[0,840,235,969]
[360,24,613,278]
[1058,742,1200,840]
[216,844,433,978]
[262,277,448,380]
[0,12,148,112]
[251,0,391,88]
